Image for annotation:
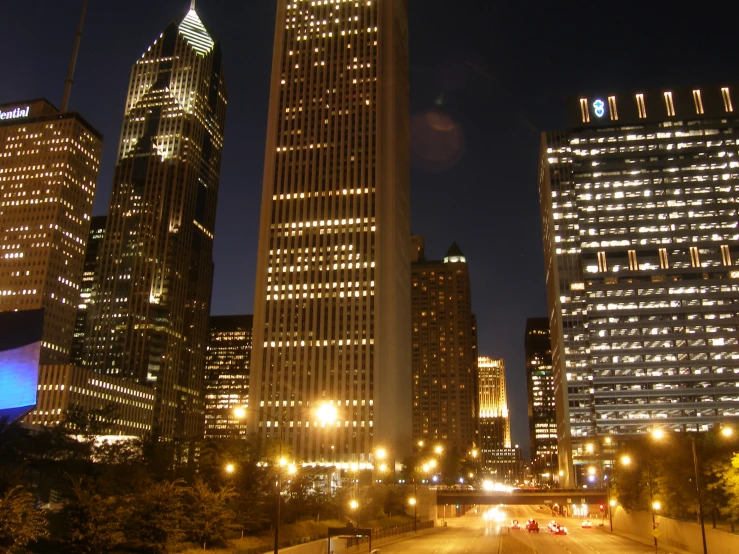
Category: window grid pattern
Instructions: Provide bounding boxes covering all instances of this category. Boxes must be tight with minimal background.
[542,117,739,465]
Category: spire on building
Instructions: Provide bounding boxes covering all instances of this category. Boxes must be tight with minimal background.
[444,242,466,263]
[179,6,214,55]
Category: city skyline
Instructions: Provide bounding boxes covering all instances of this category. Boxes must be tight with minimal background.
[3,0,739,455]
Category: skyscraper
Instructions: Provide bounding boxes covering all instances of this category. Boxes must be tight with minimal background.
[249,0,411,467]
[71,215,106,366]
[86,7,227,441]
[478,356,518,482]
[524,318,557,478]
[411,241,478,454]
[539,84,739,486]
[0,99,102,364]
[204,315,253,439]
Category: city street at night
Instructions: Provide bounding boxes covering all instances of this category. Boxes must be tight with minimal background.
[376,507,671,554]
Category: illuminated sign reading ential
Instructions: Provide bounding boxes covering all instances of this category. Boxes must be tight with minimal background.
[0,106,30,121]
[592,99,605,118]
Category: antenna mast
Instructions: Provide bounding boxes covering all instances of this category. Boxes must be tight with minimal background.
[61,0,89,112]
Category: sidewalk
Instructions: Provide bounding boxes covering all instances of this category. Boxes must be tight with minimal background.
[599,526,695,554]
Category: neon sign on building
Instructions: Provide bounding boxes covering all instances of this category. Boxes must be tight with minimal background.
[0,106,30,121]
[592,99,605,118]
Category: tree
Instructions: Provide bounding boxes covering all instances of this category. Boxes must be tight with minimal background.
[0,486,49,554]
[183,479,237,549]
[713,453,739,528]
[61,476,125,553]
[121,479,187,553]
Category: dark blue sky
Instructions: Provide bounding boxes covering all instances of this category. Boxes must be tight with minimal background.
[2,0,738,457]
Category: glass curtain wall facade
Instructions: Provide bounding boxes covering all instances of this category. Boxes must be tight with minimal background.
[0,99,102,364]
[539,85,739,486]
[250,0,411,467]
[85,8,227,442]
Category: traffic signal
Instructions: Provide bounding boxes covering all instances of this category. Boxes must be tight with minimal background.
[599,504,605,512]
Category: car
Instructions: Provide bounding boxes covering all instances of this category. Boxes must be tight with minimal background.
[510,520,521,530]
[526,519,539,532]
[548,520,557,531]
[553,525,568,535]
[581,520,592,529]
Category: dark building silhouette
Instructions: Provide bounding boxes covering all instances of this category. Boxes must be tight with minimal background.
[412,241,478,455]
[71,216,106,366]
[525,318,557,482]
[85,7,227,442]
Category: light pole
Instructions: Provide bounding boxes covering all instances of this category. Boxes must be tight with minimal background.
[409,496,417,532]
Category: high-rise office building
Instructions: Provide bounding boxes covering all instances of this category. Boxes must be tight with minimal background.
[539,84,739,486]
[411,242,478,454]
[478,356,518,482]
[0,99,102,364]
[86,7,227,441]
[71,215,106,366]
[249,0,411,466]
[204,315,253,439]
[524,318,557,474]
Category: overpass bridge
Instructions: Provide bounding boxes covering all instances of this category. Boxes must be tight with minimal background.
[434,489,607,506]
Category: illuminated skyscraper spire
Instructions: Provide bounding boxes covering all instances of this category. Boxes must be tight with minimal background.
[86,6,227,442]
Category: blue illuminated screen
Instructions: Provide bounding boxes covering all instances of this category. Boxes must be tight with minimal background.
[0,341,40,411]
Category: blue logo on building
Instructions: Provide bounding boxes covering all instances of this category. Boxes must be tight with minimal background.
[593,99,605,118]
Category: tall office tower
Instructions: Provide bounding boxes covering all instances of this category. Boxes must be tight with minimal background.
[71,215,106,366]
[411,242,478,454]
[0,99,102,364]
[524,318,557,473]
[250,0,410,466]
[478,356,517,481]
[204,315,253,439]
[86,7,227,441]
[539,85,739,486]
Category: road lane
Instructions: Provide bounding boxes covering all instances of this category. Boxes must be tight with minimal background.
[374,503,679,554]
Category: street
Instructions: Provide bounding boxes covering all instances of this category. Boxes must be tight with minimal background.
[373,504,676,554]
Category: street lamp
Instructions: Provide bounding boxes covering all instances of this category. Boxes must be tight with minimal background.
[225,463,235,474]
[434,445,444,455]
[409,497,417,532]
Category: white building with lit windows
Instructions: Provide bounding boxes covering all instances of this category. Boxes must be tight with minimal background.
[249,0,411,468]
[539,84,739,487]
[0,99,102,364]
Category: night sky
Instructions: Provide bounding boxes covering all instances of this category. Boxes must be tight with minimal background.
[3,0,738,457]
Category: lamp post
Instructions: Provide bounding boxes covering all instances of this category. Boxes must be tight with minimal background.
[409,496,417,532]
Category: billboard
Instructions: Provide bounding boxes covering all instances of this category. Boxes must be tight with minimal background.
[0,309,43,425]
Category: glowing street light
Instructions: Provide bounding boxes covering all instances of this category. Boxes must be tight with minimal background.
[610,499,617,507]
[434,445,444,455]
[317,402,338,425]
[652,500,661,511]
[350,499,359,510]
[225,463,235,474]
[722,426,734,438]
[376,447,387,460]
[651,428,665,440]
[409,497,417,532]
[588,466,596,476]
[234,406,247,419]
[620,455,632,466]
